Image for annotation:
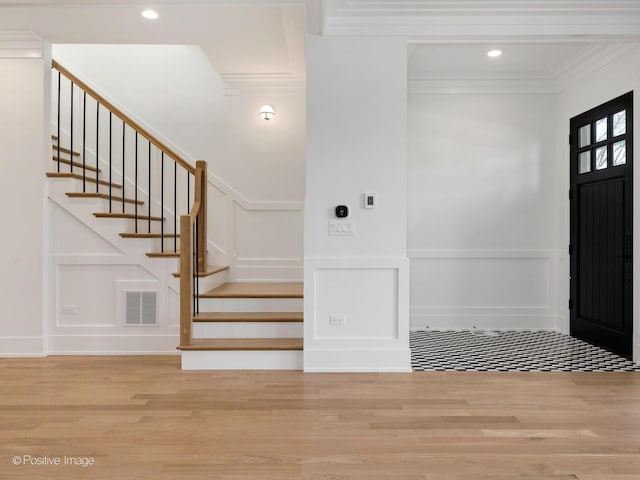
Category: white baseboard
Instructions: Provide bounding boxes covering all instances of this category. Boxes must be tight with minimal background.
[0,336,45,356]
[303,348,412,372]
[47,334,179,354]
[410,315,560,331]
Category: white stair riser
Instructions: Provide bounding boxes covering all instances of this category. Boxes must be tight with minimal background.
[193,322,303,339]
[197,297,303,312]
[181,350,303,370]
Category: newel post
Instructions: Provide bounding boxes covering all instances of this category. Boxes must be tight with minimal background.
[195,160,207,273]
[179,215,193,347]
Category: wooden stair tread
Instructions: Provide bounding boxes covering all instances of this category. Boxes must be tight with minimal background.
[67,192,142,205]
[178,338,303,351]
[201,282,303,299]
[51,134,58,140]
[53,156,100,172]
[146,252,180,258]
[47,172,122,189]
[172,266,229,278]
[121,233,179,238]
[51,145,80,157]
[94,213,164,221]
[194,312,303,323]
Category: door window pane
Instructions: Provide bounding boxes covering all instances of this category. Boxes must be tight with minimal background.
[613,110,626,136]
[596,118,608,142]
[595,146,608,170]
[578,124,591,147]
[613,140,626,166]
[579,151,591,174]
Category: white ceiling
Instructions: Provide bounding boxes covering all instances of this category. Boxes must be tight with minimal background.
[409,43,596,78]
[1,1,640,91]
[0,3,306,86]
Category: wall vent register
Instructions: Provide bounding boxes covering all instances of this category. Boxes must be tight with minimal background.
[125,291,158,326]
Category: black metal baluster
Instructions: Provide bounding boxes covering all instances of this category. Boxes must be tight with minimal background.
[193,220,198,315]
[95,102,100,193]
[135,132,138,233]
[173,161,177,253]
[122,121,126,214]
[56,71,61,172]
[70,82,74,174]
[187,170,190,214]
[195,216,199,314]
[148,142,151,234]
[161,152,164,253]
[82,91,86,192]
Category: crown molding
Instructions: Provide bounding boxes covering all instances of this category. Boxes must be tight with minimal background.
[408,74,556,95]
[331,0,640,15]
[219,72,304,96]
[552,42,640,91]
[323,0,640,38]
[0,30,43,58]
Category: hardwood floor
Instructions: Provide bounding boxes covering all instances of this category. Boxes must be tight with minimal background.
[1,356,639,479]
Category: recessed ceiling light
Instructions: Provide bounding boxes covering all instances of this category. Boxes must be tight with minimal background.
[487,49,503,58]
[142,9,159,20]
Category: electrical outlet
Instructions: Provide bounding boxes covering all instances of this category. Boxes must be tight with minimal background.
[329,314,346,325]
[62,304,77,315]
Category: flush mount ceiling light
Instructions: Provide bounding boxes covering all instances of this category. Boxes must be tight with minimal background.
[487,49,503,58]
[142,9,159,20]
[259,105,275,121]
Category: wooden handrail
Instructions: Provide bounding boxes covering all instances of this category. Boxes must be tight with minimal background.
[52,59,195,175]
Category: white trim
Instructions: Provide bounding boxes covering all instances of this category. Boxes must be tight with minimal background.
[0,336,45,356]
[0,30,42,58]
[304,256,411,372]
[47,334,179,353]
[409,248,555,259]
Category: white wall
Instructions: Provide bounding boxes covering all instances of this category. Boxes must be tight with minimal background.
[0,37,50,355]
[555,45,640,362]
[305,35,410,372]
[408,94,561,331]
[53,44,306,203]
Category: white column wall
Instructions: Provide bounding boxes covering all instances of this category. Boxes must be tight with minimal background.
[0,35,50,355]
[304,35,410,372]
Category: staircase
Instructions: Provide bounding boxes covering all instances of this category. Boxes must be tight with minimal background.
[48,60,303,370]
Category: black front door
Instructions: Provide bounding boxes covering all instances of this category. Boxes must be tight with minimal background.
[570,92,633,357]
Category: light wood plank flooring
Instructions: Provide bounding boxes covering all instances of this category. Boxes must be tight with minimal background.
[1,356,639,479]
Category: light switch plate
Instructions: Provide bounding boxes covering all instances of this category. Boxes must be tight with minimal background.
[329,221,355,236]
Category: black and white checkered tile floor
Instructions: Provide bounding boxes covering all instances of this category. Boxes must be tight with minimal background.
[411,330,640,372]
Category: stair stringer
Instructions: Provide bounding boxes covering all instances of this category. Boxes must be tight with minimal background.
[50,177,182,291]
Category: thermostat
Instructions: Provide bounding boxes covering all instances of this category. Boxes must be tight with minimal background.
[364,193,376,209]
[335,205,349,218]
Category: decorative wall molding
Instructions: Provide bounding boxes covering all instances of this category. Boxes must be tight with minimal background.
[303,256,411,372]
[324,0,640,37]
[409,248,555,259]
[409,248,561,331]
[220,73,304,96]
[0,30,42,58]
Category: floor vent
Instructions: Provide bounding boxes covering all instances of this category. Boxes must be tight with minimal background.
[125,291,158,326]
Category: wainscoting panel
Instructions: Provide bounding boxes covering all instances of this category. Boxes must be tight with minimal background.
[410,249,560,331]
[304,257,411,372]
